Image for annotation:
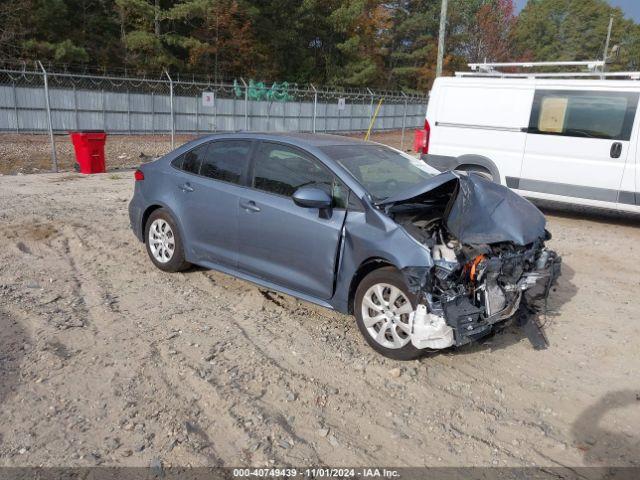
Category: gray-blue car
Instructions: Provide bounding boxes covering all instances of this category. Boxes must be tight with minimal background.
[129,133,560,360]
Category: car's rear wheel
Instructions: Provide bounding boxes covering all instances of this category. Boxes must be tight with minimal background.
[145,209,190,272]
[354,267,424,361]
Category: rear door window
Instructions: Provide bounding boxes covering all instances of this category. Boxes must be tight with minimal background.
[199,140,252,185]
[529,90,639,140]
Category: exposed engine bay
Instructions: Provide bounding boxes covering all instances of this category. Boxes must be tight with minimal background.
[382,172,562,350]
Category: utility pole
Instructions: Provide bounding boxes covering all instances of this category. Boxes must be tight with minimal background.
[436,0,448,77]
[603,15,613,73]
[154,0,161,37]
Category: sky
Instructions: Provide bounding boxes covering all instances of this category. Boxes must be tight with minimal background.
[514,0,640,22]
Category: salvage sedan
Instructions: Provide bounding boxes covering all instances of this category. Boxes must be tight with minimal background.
[129,133,560,360]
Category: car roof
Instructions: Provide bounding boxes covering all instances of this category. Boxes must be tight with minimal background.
[197,131,373,148]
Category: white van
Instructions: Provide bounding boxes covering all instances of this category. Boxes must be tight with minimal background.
[417,66,640,213]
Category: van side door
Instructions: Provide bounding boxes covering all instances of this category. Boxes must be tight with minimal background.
[517,89,639,207]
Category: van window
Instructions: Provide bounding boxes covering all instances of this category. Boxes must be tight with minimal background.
[529,90,639,141]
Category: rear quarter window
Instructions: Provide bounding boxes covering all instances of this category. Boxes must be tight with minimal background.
[172,143,208,174]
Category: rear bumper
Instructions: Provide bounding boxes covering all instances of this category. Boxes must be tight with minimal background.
[128,198,144,242]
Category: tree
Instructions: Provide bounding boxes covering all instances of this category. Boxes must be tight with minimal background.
[5,0,640,89]
[513,0,636,68]
[166,0,259,80]
[329,0,393,86]
[115,0,178,71]
[386,0,440,91]
[0,0,28,59]
[242,0,344,84]
[11,0,90,64]
[467,0,516,63]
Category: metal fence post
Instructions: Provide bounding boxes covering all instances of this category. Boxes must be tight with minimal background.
[11,79,19,133]
[400,92,408,151]
[195,88,200,135]
[150,90,154,134]
[73,83,79,131]
[127,89,131,134]
[213,83,218,132]
[240,78,248,131]
[101,88,106,130]
[367,88,375,126]
[310,84,317,133]
[164,69,175,148]
[37,61,58,172]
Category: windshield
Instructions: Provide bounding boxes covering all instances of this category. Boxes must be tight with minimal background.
[320,144,436,201]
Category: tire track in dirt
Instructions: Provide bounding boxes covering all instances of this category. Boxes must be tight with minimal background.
[182,272,461,464]
[2,174,639,467]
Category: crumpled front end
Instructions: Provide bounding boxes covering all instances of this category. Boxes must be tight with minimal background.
[385,171,562,351]
[403,240,561,350]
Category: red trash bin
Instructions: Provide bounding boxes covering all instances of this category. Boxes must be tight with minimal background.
[69,130,107,174]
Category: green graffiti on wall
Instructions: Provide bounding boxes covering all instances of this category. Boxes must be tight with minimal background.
[233,79,292,102]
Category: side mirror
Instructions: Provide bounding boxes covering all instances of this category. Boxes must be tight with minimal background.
[292,185,332,209]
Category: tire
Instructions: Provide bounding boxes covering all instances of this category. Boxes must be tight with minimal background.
[455,165,495,182]
[144,208,191,272]
[354,267,424,361]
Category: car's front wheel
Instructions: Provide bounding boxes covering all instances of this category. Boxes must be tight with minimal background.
[354,267,424,361]
[144,209,191,272]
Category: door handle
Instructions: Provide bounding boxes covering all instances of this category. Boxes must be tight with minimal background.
[179,182,194,192]
[240,200,261,213]
[610,142,623,159]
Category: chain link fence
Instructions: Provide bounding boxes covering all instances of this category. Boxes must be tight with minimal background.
[0,64,428,172]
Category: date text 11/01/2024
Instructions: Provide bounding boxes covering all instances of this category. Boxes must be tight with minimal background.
[232,468,400,477]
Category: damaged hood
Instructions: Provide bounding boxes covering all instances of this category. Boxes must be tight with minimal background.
[380,171,547,246]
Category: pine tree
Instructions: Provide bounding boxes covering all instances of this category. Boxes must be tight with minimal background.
[330,0,393,86]
[513,0,639,70]
[386,0,440,91]
[166,0,258,80]
[115,0,178,71]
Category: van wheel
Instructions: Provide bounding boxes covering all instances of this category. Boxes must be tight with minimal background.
[354,267,424,361]
[144,209,191,272]
[455,165,495,182]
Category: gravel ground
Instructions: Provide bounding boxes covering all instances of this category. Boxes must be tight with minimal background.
[0,130,412,175]
[0,160,639,469]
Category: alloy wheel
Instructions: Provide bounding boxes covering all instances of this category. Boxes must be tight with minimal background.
[148,219,175,263]
[361,283,413,349]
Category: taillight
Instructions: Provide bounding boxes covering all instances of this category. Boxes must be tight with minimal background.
[134,169,144,181]
[422,119,431,155]
[413,119,431,155]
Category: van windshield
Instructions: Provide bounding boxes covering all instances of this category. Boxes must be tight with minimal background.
[321,144,436,201]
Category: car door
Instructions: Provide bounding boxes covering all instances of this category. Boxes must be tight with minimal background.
[237,141,347,300]
[519,89,639,205]
[171,139,253,267]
